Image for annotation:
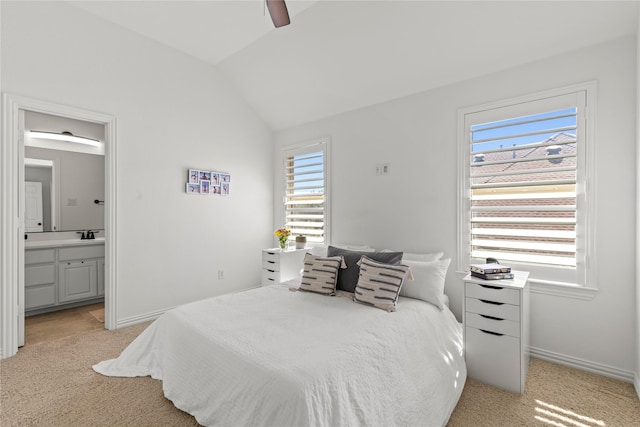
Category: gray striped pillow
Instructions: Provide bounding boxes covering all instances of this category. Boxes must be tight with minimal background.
[354,256,413,311]
[299,253,345,296]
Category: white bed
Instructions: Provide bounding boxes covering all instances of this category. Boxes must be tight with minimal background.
[94,284,466,426]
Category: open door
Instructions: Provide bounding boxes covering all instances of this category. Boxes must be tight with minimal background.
[24,181,44,232]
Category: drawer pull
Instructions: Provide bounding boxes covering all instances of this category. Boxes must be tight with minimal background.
[480,314,503,321]
[267,261,275,264]
[267,269,275,273]
[479,299,504,306]
[480,284,503,290]
[480,329,504,336]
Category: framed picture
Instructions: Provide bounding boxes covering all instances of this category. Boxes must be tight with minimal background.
[186,183,199,193]
[220,173,230,183]
[221,182,230,196]
[188,169,200,184]
[200,180,210,194]
[199,170,211,182]
[211,172,220,186]
[211,185,221,195]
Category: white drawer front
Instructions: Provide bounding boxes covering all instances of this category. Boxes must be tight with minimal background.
[25,249,55,265]
[465,297,520,321]
[262,259,281,271]
[465,326,522,393]
[59,245,104,261]
[465,312,520,337]
[25,285,56,310]
[261,269,280,286]
[466,282,520,305]
[25,264,56,287]
[262,250,280,263]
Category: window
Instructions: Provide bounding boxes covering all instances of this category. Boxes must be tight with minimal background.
[458,84,595,290]
[282,138,329,245]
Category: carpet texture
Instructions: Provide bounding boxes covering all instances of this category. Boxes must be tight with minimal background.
[1,322,638,426]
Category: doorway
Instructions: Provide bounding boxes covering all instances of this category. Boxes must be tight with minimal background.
[0,94,117,359]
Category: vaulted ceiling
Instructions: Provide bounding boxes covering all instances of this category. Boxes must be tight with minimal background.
[69,1,639,130]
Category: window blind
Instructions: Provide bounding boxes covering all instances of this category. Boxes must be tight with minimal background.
[284,149,325,244]
[469,108,578,267]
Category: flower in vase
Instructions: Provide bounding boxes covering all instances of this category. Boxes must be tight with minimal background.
[274,228,291,249]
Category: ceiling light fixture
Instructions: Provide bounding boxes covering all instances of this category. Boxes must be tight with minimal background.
[28,130,102,148]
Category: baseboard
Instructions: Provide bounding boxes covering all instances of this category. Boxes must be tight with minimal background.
[635,372,640,399]
[530,346,635,383]
[116,306,175,329]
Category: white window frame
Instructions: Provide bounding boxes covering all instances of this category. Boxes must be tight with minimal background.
[280,137,330,246]
[457,82,597,299]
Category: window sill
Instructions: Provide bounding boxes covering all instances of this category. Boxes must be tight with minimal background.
[455,270,597,300]
[528,278,597,300]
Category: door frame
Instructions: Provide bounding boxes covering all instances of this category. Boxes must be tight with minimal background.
[1,94,117,359]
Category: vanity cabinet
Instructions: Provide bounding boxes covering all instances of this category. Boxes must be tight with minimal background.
[25,243,104,314]
[261,248,307,286]
[463,271,530,393]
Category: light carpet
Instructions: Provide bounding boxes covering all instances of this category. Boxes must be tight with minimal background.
[1,322,638,426]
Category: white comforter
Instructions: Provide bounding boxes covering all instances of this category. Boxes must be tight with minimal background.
[94,285,466,427]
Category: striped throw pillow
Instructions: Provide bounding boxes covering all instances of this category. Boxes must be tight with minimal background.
[299,253,346,296]
[354,256,413,311]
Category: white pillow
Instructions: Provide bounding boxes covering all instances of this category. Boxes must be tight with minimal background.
[380,250,443,263]
[400,258,450,309]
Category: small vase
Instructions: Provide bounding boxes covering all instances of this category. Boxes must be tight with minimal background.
[279,239,287,250]
[295,236,307,249]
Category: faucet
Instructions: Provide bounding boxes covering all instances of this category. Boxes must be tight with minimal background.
[86,230,95,239]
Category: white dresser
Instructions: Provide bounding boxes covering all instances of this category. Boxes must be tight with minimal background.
[463,270,530,393]
[261,248,307,286]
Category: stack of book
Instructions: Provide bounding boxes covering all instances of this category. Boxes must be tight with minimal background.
[469,263,513,280]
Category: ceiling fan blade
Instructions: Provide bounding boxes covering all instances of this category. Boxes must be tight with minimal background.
[266,0,290,28]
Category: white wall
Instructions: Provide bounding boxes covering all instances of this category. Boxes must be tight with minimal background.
[1,2,274,324]
[275,36,637,379]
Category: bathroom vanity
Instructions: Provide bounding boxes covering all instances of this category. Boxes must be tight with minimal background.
[24,237,105,315]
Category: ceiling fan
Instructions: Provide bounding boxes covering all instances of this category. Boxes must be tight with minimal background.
[266,0,290,28]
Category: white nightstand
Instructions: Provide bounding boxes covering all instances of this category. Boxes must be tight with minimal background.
[463,270,530,393]
[261,248,307,286]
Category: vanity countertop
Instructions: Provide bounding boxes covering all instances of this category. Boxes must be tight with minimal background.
[25,237,105,249]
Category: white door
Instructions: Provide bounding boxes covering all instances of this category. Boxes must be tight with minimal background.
[25,181,43,232]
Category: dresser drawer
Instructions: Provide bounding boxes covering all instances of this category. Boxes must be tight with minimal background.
[25,249,55,265]
[261,269,279,286]
[465,297,520,321]
[262,258,281,271]
[262,250,280,263]
[465,326,522,393]
[466,312,520,337]
[466,282,521,305]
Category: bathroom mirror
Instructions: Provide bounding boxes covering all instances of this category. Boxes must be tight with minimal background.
[24,111,105,233]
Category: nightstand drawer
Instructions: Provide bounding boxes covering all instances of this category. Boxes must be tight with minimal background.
[262,259,281,271]
[466,282,520,305]
[262,251,280,264]
[465,297,520,321]
[465,312,520,337]
[261,269,279,285]
[465,326,521,393]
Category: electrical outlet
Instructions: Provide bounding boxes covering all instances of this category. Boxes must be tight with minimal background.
[218,270,224,280]
[381,163,390,175]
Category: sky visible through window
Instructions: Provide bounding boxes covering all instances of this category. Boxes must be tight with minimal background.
[471,108,577,152]
[290,151,323,195]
